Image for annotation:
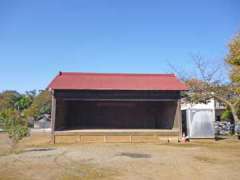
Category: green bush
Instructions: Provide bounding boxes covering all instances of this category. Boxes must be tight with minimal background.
[221,110,233,121]
[0,109,29,149]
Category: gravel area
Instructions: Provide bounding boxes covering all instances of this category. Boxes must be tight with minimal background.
[0,133,240,180]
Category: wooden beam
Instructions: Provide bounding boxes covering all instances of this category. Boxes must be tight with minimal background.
[62,98,177,102]
[54,129,180,136]
[51,91,56,144]
[54,90,181,100]
[177,100,182,139]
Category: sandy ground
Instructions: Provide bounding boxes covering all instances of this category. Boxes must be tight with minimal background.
[0,133,240,180]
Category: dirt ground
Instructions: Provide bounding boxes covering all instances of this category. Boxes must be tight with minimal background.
[0,133,240,180]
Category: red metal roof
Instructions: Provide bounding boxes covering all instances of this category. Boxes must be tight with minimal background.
[48,72,187,91]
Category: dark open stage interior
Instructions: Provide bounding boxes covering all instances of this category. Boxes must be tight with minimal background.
[59,100,178,130]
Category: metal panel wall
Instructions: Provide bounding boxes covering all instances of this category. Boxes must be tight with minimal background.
[187,109,215,138]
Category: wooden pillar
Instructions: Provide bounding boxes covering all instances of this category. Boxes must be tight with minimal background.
[172,100,182,139]
[177,100,182,139]
[51,91,56,144]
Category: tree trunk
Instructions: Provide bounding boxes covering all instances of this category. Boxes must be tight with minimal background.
[10,138,17,153]
[229,104,239,136]
[212,95,240,137]
[230,106,239,123]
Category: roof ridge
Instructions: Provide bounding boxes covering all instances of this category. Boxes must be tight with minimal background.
[59,72,176,77]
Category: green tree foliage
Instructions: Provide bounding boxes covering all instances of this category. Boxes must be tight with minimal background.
[226,33,240,94]
[0,109,29,149]
[0,90,38,150]
[221,110,233,121]
[14,90,37,111]
[0,91,20,112]
[0,90,36,112]
[225,33,240,134]
[25,90,37,100]
[24,90,51,119]
[15,95,33,111]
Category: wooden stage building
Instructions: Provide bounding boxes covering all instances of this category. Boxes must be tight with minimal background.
[48,72,187,143]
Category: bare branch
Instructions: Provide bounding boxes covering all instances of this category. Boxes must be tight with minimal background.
[191,54,223,85]
[167,61,193,81]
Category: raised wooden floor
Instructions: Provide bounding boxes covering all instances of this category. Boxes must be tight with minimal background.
[53,129,180,144]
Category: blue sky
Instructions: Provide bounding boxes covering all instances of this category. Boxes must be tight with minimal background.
[0,0,239,92]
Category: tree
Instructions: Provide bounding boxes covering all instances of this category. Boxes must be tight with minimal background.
[0,109,29,150]
[170,55,240,134]
[14,95,33,111]
[14,90,37,112]
[221,109,233,121]
[24,90,51,120]
[185,56,239,124]
[226,33,240,92]
[225,33,240,127]
[25,90,37,100]
[0,91,20,112]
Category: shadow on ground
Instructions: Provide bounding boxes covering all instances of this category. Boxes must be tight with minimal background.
[116,152,151,158]
[23,147,56,153]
